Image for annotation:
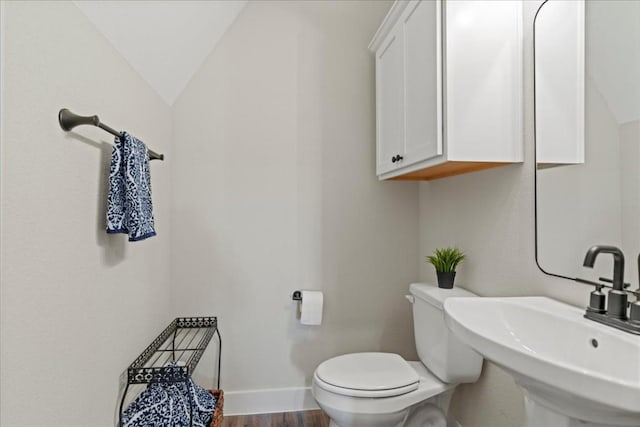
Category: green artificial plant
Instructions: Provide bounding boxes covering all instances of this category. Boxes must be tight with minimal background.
[426,247,465,273]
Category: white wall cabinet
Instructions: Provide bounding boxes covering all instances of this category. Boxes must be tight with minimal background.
[370,0,523,181]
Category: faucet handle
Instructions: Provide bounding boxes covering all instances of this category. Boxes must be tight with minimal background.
[625,288,640,298]
[599,277,630,289]
[630,301,640,324]
[576,278,608,313]
[589,285,607,314]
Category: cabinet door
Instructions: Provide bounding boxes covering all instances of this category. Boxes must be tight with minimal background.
[402,0,443,167]
[376,26,405,175]
[445,0,524,162]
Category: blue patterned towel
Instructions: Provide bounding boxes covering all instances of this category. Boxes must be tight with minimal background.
[106,132,156,241]
[122,377,216,427]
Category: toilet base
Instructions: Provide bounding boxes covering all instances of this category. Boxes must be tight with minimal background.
[323,408,407,427]
[325,401,451,427]
[404,402,449,427]
[328,419,404,427]
[320,390,455,427]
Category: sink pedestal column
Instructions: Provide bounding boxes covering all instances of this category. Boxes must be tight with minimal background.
[524,393,624,427]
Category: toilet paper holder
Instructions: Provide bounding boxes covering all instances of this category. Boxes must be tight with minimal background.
[292,290,323,325]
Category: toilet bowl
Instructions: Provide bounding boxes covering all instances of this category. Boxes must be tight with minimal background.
[312,356,454,427]
[311,283,483,427]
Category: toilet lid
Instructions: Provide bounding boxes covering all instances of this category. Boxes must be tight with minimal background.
[315,353,419,397]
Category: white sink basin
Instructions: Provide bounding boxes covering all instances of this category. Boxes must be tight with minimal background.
[444,297,640,426]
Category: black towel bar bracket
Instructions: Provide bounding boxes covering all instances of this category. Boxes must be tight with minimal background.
[292,291,302,301]
[58,108,164,161]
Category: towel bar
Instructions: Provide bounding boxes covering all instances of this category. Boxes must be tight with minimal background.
[58,108,164,161]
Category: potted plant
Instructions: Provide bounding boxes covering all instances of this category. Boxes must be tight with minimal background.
[426,247,465,289]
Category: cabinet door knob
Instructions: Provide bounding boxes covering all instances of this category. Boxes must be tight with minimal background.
[396,155,403,162]
[391,155,398,163]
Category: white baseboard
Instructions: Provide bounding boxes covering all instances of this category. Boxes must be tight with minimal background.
[224,386,319,416]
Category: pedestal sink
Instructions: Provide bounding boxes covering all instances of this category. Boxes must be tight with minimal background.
[444,297,640,427]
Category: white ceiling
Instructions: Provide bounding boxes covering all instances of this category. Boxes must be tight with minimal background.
[73,0,247,106]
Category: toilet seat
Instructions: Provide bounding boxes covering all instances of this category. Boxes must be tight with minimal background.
[312,361,454,417]
[315,353,420,398]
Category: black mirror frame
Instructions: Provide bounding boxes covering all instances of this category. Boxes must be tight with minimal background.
[532,0,576,282]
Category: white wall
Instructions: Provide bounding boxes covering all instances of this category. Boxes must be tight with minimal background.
[170,0,419,413]
[418,2,597,426]
[0,2,173,426]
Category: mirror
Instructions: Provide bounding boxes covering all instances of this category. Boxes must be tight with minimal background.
[535,0,640,283]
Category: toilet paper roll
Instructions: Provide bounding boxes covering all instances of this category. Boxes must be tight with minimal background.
[300,290,323,325]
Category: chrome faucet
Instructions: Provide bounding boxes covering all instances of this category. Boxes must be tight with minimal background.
[579,245,639,335]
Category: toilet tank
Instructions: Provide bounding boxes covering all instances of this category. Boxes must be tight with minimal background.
[409,283,482,384]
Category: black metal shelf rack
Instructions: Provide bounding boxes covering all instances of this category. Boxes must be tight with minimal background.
[119,317,222,426]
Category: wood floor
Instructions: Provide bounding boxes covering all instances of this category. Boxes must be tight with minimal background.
[222,410,329,427]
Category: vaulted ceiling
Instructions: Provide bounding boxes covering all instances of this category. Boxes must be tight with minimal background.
[73,0,639,120]
[73,1,247,105]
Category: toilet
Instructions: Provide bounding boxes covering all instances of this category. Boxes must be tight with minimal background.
[312,283,483,427]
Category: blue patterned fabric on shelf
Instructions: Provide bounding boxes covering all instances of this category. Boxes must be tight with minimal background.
[106,131,156,241]
[122,375,216,427]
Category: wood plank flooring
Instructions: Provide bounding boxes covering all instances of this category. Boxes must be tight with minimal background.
[222,410,329,427]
